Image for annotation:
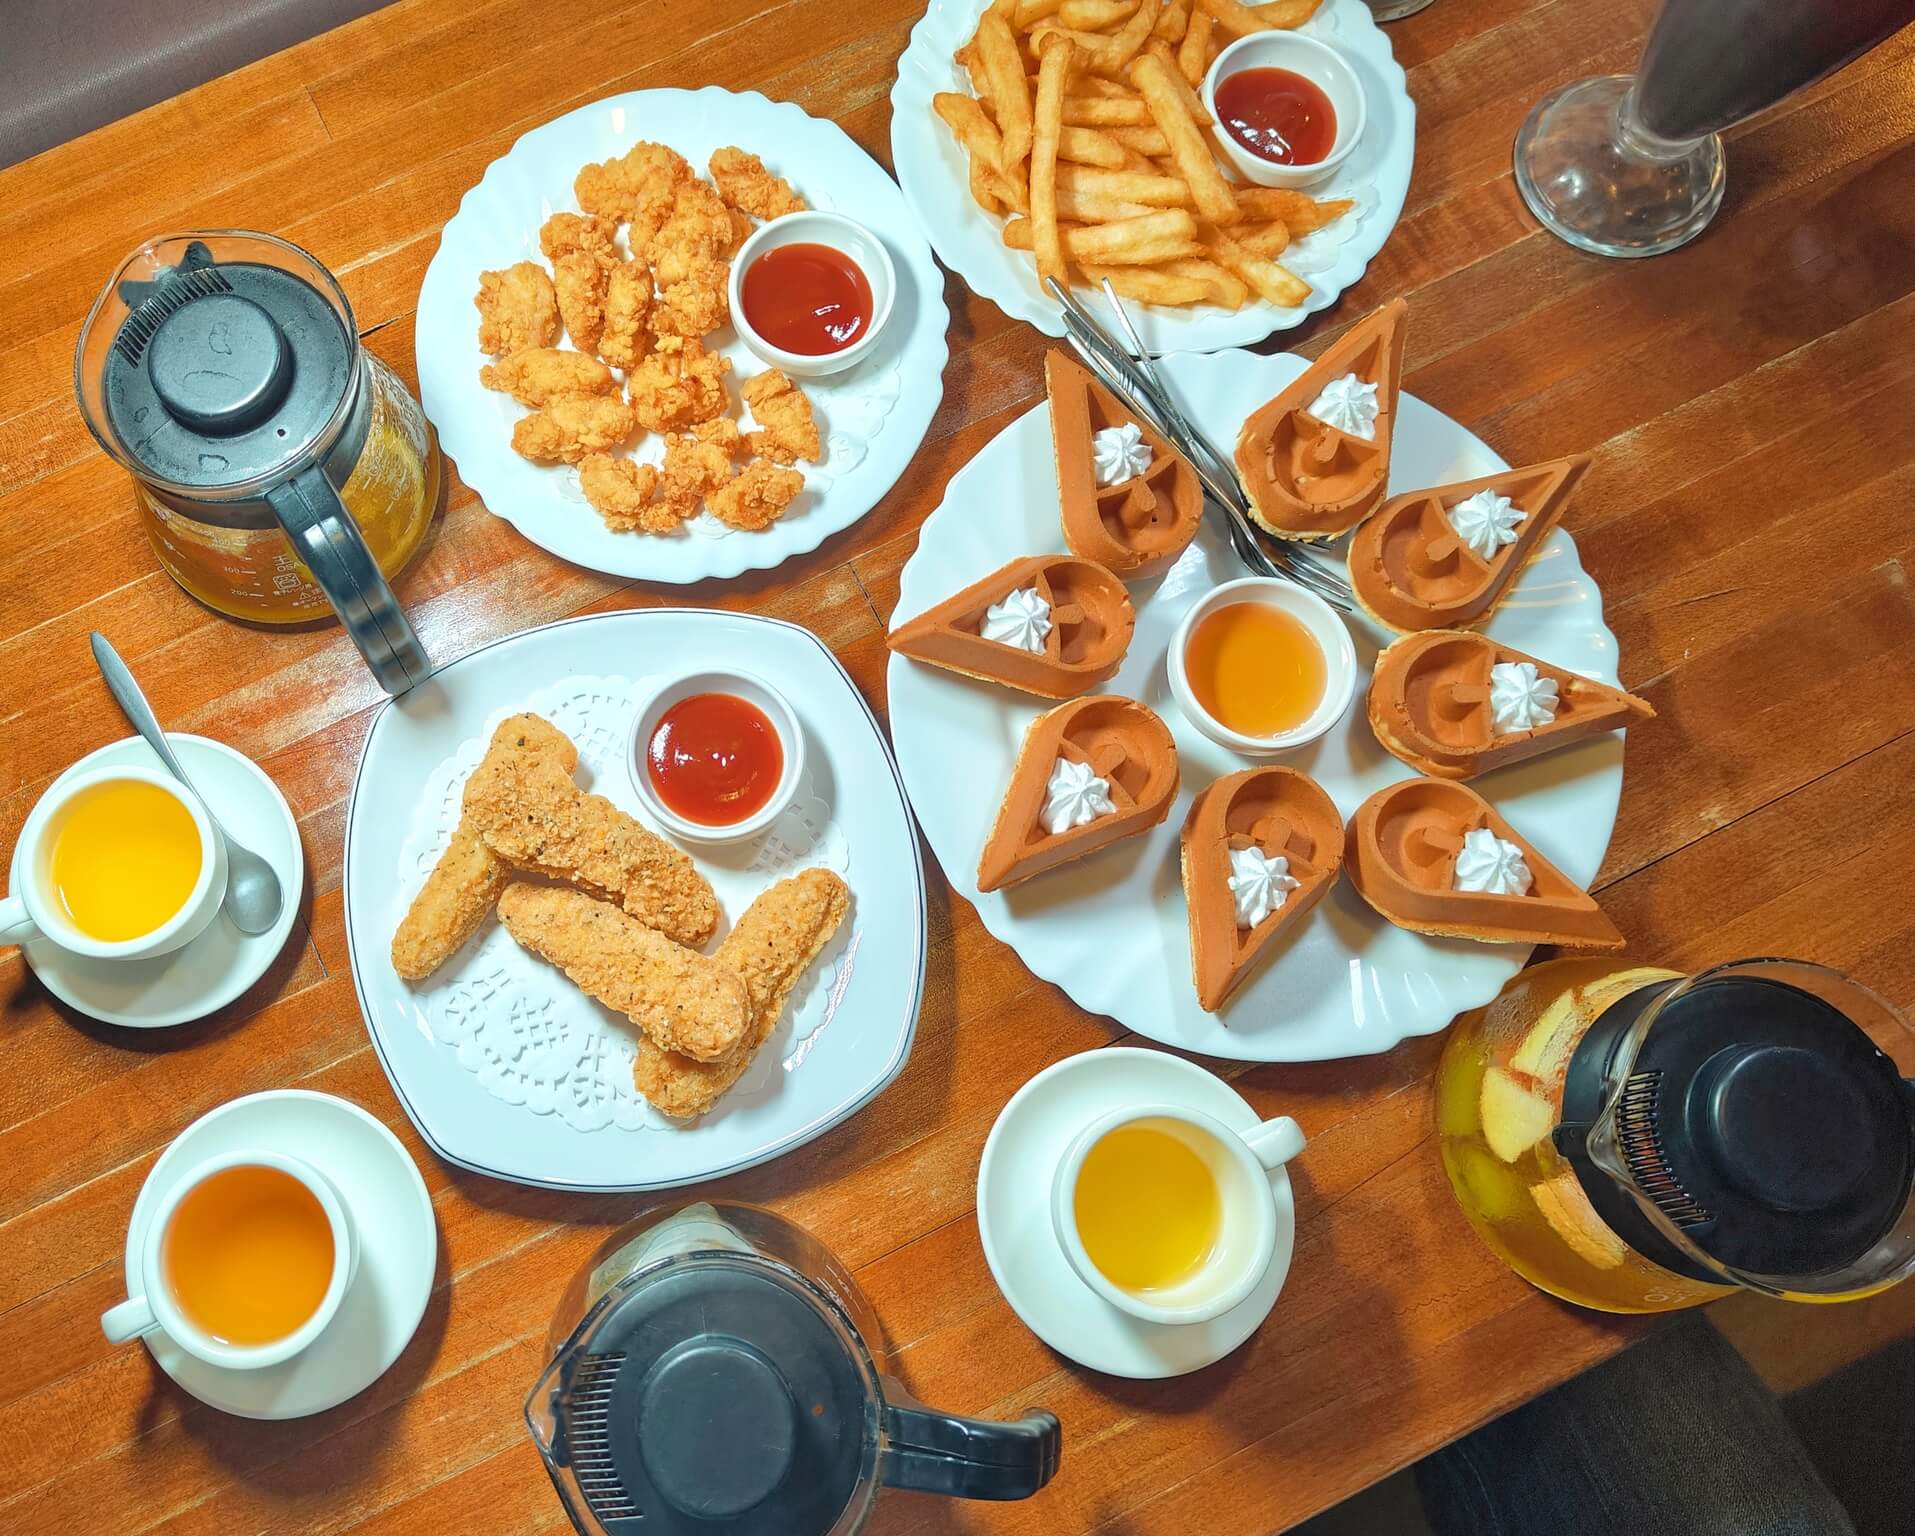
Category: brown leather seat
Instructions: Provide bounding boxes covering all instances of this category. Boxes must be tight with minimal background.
[0,0,397,169]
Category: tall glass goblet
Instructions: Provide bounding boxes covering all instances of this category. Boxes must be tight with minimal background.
[1514,0,1915,258]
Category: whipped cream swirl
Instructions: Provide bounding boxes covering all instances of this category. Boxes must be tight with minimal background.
[1448,490,1524,559]
[1041,757,1115,835]
[1453,827,1532,896]
[1091,422,1153,486]
[980,586,1053,654]
[1305,373,1379,440]
[1489,661,1559,732]
[1228,846,1300,928]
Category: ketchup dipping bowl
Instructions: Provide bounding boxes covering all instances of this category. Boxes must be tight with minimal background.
[628,670,805,844]
[729,210,897,379]
[1202,32,1365,191]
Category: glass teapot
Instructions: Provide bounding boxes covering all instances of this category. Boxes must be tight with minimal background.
[75,231,439,693]
[528,1202,1061,1535]
[1437,959,1915,1313]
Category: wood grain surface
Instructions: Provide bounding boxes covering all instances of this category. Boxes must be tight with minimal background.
[4,0,1913,1530]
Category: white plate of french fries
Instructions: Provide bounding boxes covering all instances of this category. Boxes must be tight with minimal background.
[891,0,1413,352]
[886,348,1625,1062]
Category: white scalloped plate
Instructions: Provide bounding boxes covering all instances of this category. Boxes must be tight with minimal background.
[887,349,1625,1062]
[415,88,949,583]
[890,0,1414,353]
[343,610,927,1190]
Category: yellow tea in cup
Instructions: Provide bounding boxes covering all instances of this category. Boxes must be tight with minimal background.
[1073,1122,1222,1292]
[50,779,201,941]
[162,1164,335,1346]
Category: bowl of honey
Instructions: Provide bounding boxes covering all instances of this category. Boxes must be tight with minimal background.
[628,669,805,844]
[1167,577,1358,756]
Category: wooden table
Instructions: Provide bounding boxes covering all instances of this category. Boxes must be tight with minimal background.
[4,0,1913,1530]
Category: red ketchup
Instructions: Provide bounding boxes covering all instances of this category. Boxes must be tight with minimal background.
[646,693,785,826]
[1215,67,1337,166]
[740,242,874,356]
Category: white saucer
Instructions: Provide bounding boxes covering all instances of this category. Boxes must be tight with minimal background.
[976,1047,1295,1379]
[121,1089,437,1420]
[12,734,304,1028]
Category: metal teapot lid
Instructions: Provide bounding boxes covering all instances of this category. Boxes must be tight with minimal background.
[76,233,430,694]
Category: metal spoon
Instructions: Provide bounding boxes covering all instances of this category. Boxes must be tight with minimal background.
[88,632,284,936]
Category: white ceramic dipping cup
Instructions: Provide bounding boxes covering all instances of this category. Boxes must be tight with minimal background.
[628,669,806,845]
[1167,576,1358,756]
[100,1148,358,1371]
[0,764,227,961]
[729,209,898,379]
[1053,1103,1305,1326]
[1203,31,1367,190]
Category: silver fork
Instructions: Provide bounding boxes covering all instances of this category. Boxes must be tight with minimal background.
[1045,278,1357,613]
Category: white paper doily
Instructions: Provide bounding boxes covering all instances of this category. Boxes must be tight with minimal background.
[394,675,852,1133]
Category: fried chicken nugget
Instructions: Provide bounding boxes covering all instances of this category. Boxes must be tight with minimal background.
[579,453,678,534]
[599,261,654,371]
[709,146,806,221]
[628,335,731,434]
[657,432,735,524]
[709,459,804,532]
[476,262,559,356]
[647,178,733,286]
[691,416,746,457]
[632,869,851,1118]
[479,347,618,406]
[511,394,636,464]
[652,257,730,339]
[497,885,749,1062]
[575,141,689,245]
[742,369,821,464]
[540,212,621,268]
[552,251,609,354]
[463,721,718,947]
[389,715,579,980]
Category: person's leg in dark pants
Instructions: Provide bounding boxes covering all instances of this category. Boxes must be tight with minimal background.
[1415,1315,1856,1536]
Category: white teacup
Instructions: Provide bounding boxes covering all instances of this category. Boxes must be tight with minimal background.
[1053,1104,1305,1325]
[101,1149,358,1371]
[0,764,226,960]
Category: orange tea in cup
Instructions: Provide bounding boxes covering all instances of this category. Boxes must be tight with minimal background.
[1072,1122,1222,1293]
[162,1163,335,1346]
[50,778,201,941]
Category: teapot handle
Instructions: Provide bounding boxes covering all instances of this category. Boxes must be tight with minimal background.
[877,1378,1060,1501]
[266,466,430,695]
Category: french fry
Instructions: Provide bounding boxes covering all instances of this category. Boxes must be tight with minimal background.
[1177,9,1214,85]
[1056,185,1158,221]
[1154,0,1190,41]
[1015,0,1067,22]
[1208,230,1310,306]
[1060,0,1138,25]
[1130,52,1237,223]
[977,11,1036,170]
[1058,164,1193,207]
[1065,207,1200,262]
[1062,95,1152,126]
[1095,0,1162,72]
[1141,38,1213,122]
[935,91,1006,165]
[968,157,1003,215]
[1058,125,1130,168]
[1230,219,1292,257]
[1079,263,1210,305]
[1254,0,1323,25]
[1233,188,1353,233]
[1158,255,1250,307]
[1196,0,1277,37]
[1075,74,1140,98]
[1031,37,1076,284]
[1107,124,1172,155]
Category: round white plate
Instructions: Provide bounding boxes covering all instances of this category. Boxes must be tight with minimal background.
[12,734,304,1028]
[978,1047,1293,1378]
[890,0,1414,353]
[888,348,1625,1062]
[416,87,950,583]
[122,1090,436,1420]
[343,610,927,1190]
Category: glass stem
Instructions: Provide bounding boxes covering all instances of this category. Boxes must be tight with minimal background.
[1614,82,1711,162]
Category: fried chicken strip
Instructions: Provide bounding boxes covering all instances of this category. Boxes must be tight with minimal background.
[511,395,636,464]
[462,719,718,947]
[599,261,653,371]
[476,262,559,356]
[632,869,850,1118]
[709,146,806,221]
[497,885,749,1062]
[479,347,618,406]
[388,715,578,981]
[552,251,609,354]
